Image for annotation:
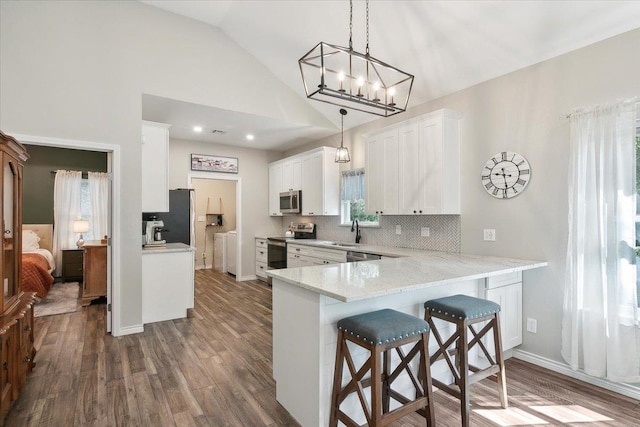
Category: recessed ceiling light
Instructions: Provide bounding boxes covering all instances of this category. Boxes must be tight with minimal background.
[193,126,203,133]
[246,134,255,141]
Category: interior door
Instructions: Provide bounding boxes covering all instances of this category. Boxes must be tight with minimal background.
[106,154,113,333]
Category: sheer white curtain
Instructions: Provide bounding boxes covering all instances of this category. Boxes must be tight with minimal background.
[88,172,109,241]
[562,100,639,383]
[52,170,82,275]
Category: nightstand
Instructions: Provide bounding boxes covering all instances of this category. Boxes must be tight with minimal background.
[61,248,84,282]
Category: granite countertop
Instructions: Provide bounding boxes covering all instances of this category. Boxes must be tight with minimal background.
[267,245,547,302]
[142,243,195,254]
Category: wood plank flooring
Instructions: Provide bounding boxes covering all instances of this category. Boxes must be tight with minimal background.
[5,269,639,426]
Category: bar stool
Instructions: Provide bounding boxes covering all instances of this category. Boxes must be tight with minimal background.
[423,295,507,427]
[329,309,435,427]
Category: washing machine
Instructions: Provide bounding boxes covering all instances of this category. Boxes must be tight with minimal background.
[226,230,237,276]
[213,232,228,273]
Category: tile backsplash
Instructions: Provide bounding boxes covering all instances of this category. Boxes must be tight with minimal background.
[283,215,460,252]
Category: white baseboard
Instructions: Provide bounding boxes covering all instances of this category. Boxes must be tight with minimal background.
[237,274,258,282]
[195,264,213,270]
[512,349,640,400]
[113,324,144,336]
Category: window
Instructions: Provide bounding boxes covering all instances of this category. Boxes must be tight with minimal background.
[340,169,379,226]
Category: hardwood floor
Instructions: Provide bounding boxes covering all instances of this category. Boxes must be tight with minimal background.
[5,269,639,426]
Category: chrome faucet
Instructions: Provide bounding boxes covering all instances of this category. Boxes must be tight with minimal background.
[351,219,361,243]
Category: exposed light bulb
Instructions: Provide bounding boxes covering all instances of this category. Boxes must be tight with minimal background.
[357,77,364,97]
[372,82,381,102]
[338,71,345,92]
[388,87,396,106]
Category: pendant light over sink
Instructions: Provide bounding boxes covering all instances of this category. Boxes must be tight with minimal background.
[335,108,350,163]
[299,0,414,117]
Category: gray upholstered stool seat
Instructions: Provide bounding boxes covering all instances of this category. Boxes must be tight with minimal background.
[423,294,500,321]
[423,294,508,427]
[337,308,430,345]
[330,309,435,427]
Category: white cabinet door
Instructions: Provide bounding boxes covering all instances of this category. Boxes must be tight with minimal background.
[269,162,283,216]
[365,130,398,215]
[141,121,170,212]
[485,281,523,351]
[283,157,302,191]
[302,151,323,215]
[398,122,424,214]
[420,111,460,214]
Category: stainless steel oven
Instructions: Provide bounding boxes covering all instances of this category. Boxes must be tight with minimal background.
[267,238,287,270]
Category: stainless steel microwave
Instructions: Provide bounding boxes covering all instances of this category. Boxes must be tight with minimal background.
[279,190,301,214]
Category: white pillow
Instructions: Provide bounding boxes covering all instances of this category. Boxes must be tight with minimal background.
[22,230,40,251]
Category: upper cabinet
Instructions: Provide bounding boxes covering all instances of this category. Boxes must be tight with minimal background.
[141,121,171,212]
[365,109,460,215]
[269,147,340,216]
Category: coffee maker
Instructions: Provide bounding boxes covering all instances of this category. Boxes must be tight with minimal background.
[143,219,166,247]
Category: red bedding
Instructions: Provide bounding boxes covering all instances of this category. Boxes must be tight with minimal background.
[22,253,54,298]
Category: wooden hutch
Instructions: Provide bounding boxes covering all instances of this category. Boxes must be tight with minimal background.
[0,131,34,424]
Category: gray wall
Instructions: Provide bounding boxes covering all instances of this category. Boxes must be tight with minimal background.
[23,145,107,224]
[288,29,640,365]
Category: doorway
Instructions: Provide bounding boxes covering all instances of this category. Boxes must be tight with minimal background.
[188,173,241,277]
[14,133,119,334]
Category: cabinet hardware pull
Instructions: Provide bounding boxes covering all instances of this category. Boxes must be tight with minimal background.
[23,356,31,363]
[23,325,30,331]
[419,210,423,213]
[413,210,417,213]
[2,361,7,370]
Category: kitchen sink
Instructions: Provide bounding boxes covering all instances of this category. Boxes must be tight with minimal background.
[318,241,360,249]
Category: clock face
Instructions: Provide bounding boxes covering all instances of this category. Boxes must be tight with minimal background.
[482,151,531,199]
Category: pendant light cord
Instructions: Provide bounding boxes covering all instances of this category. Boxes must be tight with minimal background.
[365,0,370,56]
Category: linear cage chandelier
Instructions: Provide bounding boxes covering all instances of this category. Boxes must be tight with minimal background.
[299,0,414,117]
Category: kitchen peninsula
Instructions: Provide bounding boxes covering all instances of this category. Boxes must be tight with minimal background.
[267,248,547,427]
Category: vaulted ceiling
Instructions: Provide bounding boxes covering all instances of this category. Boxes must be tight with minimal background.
[140,1,640,151]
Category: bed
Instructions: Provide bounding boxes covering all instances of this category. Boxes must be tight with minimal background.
[21,224,55,299]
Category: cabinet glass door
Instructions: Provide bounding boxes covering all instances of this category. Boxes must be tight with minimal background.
[2,157,17,307]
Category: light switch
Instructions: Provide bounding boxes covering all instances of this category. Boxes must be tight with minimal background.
[395,225,401,235]
[197,215,206,222]
[483,229,496,241]
[421,227,430,237]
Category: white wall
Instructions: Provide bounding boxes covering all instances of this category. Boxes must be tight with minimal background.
[0,1,325,331]
[289,29,640,364]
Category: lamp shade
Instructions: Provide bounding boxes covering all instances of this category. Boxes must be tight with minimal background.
[73,219,89,233]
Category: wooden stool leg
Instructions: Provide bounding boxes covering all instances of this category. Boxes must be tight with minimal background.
[420,331,436,427]
[492,313,508,409]
[382,349,391,414]
[459,321,470,427]
[329,330,346,427]
[371,347,382,426]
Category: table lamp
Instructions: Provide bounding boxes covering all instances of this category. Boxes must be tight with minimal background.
[73,219,89,248]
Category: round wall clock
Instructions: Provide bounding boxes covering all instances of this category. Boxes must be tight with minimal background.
[481,151,531,199]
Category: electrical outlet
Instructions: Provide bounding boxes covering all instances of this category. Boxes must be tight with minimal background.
[421,227,430,237]
[526,318,537,333]
[197,215,206,222]
[483,229,496,241]
[395,225,401,235]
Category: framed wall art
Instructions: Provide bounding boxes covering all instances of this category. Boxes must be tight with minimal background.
[191,154,238,174]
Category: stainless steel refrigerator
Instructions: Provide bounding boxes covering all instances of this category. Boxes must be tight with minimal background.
[143,189,195,246]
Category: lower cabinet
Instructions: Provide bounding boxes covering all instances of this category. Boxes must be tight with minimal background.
[255,238,268,282]
[0,292,36,426]
[484,271,523,352]
[142,248,195,324]
[287,244,346,268]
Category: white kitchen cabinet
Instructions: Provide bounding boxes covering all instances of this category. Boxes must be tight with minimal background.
[287,243,346,267]
[484,271,523,352]
[141,121,171,212]
[255,238,268,282]
[269,147,340,217]
[142,246,195,324]
[269,162,283,216]
[282,157,302,192]
[365,109,460,215]
[365,130,399,215]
